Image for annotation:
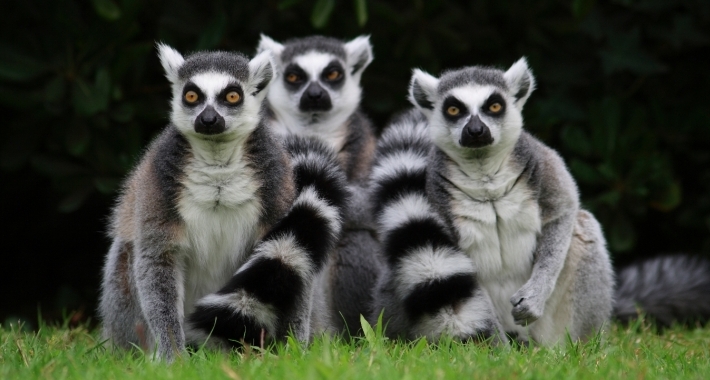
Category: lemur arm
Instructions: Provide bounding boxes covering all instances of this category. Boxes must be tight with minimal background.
[133,240,185,360]
[510,149,579,326]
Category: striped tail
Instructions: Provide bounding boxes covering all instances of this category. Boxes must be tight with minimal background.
[370,110,504,342]
[188,135,349,347]
[614,254,710,327]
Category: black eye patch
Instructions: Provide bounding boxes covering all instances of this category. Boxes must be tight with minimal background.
[217,83,245,107]
[283,64,308,90]
[442,96,468,121]
[481,93,506,116]
[321,60,346,89]
[182,82,205,107]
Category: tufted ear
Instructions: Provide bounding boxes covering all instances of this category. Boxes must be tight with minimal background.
[408,69,439,117]
[157,42,184,84]
[248,50,275,99]
[344,35,373,77]
[504,57,536,109]
[256,34,284,64]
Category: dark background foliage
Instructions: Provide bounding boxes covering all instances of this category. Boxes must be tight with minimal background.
[1,0,709,327]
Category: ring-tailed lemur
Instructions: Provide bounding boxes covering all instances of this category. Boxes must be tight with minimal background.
[99,44,349,360]
[255,35,382,335]
[369,110,507,343]
[372,58,615,345]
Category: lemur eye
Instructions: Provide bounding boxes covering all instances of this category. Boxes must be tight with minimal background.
[489,103,502,113]
[447,106,460,116]
[286,73,300,83]
[184,91,199,103]
[225,91,241,104]
[326,70,342,81]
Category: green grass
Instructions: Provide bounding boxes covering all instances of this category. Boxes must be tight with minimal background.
[2,317,709,380]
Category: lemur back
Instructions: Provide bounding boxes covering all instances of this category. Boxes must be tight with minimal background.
[256,35,381,335]
[369,59,614,345]
[99,45,349,360]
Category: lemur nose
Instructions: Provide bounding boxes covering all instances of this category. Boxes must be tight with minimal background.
[200,107,218,125]
[465,116,485,136]
[305,83,324,99]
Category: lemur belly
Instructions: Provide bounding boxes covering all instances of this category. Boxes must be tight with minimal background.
[450,174,541,336]
[177,153,262,318]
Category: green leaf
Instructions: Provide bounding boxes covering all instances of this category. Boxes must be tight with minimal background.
[278,0,303,10]
[92,0,122,21]
[609,213,636,252]
[30,156,87,177]
[196,13,227,50]
[58,183,94,213]
[650,180,682,212]
[561,125,592,157]
[0,45,47,82]
[360,314,376,347]
[311,0,335,29]
[354,0,368,26]
[569,159,601,185]
[72,69,111,116]
[599,29,666,75]
[94,177,120,194]
[571,0,595,18]
[65,120,90,156]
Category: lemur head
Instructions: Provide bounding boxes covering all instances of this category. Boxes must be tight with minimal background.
[408,58,535,156]
[157,43,273,139]
[256,35,373,127]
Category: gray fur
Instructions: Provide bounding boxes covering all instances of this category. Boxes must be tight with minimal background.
[99,45,339,360]
[392,58,615,344]
[257,35,381,337]
[177,51,251,82]
[615,254,710,326]
[279,36,347,63]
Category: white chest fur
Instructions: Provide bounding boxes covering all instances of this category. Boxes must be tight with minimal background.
[447,160,541,330]
[177,140,262,316]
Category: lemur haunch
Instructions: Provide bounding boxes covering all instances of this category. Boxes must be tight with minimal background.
[99,44,349,360]
[256,35,381,335]
[372,58,614,344]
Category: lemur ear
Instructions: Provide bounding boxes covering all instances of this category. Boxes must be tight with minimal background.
[408,69,439,116]
[504,57,536,109]
[344,35,373,76]
[248,50,275,99]
[256,34,285,64]
[157,42,184,84]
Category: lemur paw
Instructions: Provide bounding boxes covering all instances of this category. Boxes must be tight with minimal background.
[510,286,545,325]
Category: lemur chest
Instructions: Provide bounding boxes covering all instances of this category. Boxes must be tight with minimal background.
[447,166,542,280]
[177,152,263,312]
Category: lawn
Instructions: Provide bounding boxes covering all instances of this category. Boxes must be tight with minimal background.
[1,317,708,380]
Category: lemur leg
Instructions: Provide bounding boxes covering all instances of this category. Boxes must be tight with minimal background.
[100,240,151,350]
[188,136,349,346]
[133,242,185,360]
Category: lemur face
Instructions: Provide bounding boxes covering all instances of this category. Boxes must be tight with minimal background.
[257,35,373,126]
[157,44,273,138]
[408,58,536,155]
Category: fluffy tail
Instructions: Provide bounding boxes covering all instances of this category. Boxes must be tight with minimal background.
[614,254,710,327]
[370,110,504,342]
[188,135,349,347]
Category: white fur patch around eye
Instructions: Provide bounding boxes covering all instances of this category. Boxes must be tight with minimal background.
[293,52,340,81]
[190,72,239,102]
[447,85,497,115]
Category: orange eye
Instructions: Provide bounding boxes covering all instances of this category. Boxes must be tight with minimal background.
[226,91,241,104]
[184,91,199,103]
[286,73,300,83]
[447,106,460,116]
[326,70,341,81]
[489,103,502,113]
